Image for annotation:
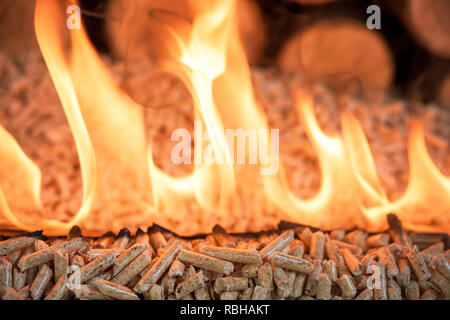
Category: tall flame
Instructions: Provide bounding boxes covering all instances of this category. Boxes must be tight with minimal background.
[0,0,448,235]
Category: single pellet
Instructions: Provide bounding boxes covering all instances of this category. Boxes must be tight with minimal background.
[310,231,325,261]
[387,279,402,300]
[175,271,205,299]
[112,250,152,286]
[290,273,307,298]
[17,285,30,300]
[113,242,149,276]
[17,238,82,271]
[112,229,130,249]
[299,228,312,247]
[251,285,269,300]
[260,230,294,260]
[366,233,390,248]
[268,252,313,274]
[329,229,345,241]
[431,254,450,280]
[344,230,368,252]
[0,257,12,296]
[144,284,164,300]
[355,288,373,300]
[396,258,411,287]
[74,284,112,300]
[421,288,439,300]
[429,271,450,298]
[200,245,262,265]
[8,249,22,266]
[194,285,211,300]
[168,259,186,278]
[341,248,363,276]
[53,250,68,282]
[68,249,118,285]
[34,240,49,251]
[336,274,356,299]
[323,260,337,282]
[134,240,180,293]
[13,267,26,291]
[405,281,420,300]
[239,286,253,300]
[377,247,399,279]
[325,240,347,276]
[149,231,167,250]
[289,240,305,258]
[96,278,139,300]
[177,250,234,275]
[30,265,53,300]
[0,237,36,256]
[332,240,363,256]
[373,261,387,300]
[407,245,431,281]
[214,276,248,293]
[316,273,332,300]
[242,264,259,278]
[257,262,273,290]
[220,291,239,300]
[2,287,21,300]
[305,260,322,296]
[44,275,67,300]
[161,273,176,295]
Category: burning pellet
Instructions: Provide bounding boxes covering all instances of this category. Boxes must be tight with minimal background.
[373,261,387,300]
[194,285,211,300]
[168,259,185,278]
[135,229,155,255]
[407,245,431,281]
[325,240,347,276]
[387,279,402,300]
[355,288,373,300]
[214,276,248,293]
[177,249,234,275]
[175,271,205,299]
[268,252,313,274]
[44,275,67,300]
[200,245,262,265]
[260,229,294,260]
[113,242,149,276]
[251,285,269,300]
[316,273,332,300]
[17,285,30,300]
[396,259,410,287]
[2,287,21,300]
[220,291,239,300]
[387,214,412,248]
[299,228,312,247]
[429,271,450,298]
[13,267,26,291]
[96,278,139,300]
[405,281,420,300]
[205,235,217,247]
[310,231,325,261]
[336,274,356,299]
[332,240,363,256]
[421,288,439,300]
[344,230,368,253]
[74,284,112,300]
[212,225,235,248]
[112,250,152,286]
[112,229,130,249]
[53,250,68,282]
[144,284,164,300]
[431,254,450,280]
[291,273,307,298]
[377,247,399,279]
[323,260,337,282]
[366,233,390,248]
[17,237,82,271]
[0,257,12,295]
[30,265,53,300]
[0,236,36,256]
[68,249,118,286]
[330,229,345,241]
[258,262,273,290]
[242,264,259,278]
[94,232,115,248]
[149,230,167,250]
[340,248,363,276]
[134,240,180,293]
[239,286,253,300]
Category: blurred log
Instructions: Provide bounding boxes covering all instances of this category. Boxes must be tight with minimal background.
[0,0,38,54]
[277,19,394,93]
[105,0,266,64]
[384,0,450,59]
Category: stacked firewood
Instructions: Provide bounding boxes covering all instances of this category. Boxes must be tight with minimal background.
[0,214,448,300]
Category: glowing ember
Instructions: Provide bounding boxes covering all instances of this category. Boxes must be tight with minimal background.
[0,0,448,235]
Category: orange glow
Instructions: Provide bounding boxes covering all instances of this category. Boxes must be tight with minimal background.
[0,0,448,235]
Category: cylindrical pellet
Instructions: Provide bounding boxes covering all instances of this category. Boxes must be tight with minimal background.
[268,252,313,274]
[177,249,234,275]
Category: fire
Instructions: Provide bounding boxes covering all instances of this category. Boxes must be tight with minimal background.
[0,0,448,235]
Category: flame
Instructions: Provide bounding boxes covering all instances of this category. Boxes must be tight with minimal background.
[0,0,448,235]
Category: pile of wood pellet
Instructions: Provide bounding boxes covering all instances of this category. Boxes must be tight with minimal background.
[0,214,448,300]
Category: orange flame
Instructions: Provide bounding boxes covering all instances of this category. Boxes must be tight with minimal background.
[0,0,448,235]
